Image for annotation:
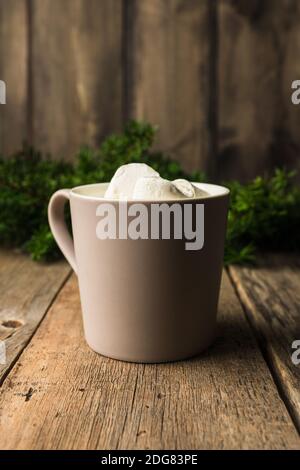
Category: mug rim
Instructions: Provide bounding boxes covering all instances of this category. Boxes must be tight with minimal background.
[70,182,230,202]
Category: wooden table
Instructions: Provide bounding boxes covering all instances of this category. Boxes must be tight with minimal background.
[0,250,299,450]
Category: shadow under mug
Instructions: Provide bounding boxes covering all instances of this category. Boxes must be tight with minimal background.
[48,182,229,363]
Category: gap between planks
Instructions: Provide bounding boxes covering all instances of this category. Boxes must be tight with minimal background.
[0,270,299,449]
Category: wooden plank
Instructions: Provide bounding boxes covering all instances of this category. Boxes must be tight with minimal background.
[32,0,123,160]
[281,1,300,180]
[229,254,300,431]
[0,271,298,449]
[0,0,28,155]
[126,0,217,175]
[218,0,300,181]
[0,250,70,384]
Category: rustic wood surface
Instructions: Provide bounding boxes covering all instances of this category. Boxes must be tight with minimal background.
[0,250,70,385]
[31,0,123,160]
[0,269,299,450]
[229,254,300,432]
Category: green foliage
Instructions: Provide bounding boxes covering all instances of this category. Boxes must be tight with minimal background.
[225,169,300,264]
[0,121,299,265]
[0,146,74,257]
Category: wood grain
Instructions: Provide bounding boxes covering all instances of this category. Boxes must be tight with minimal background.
[125,0,217,175]
[0,250,70,384]
[218,0,300,181]
[281,0,300,179]
[229,254,300,431]
[0,0,28,155]
[0,271,298,449]
[31,0,123,160]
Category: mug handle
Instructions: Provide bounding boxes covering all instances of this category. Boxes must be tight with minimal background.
[48,189,77,274]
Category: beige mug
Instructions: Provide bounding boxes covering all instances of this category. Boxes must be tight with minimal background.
[48,182,229,363]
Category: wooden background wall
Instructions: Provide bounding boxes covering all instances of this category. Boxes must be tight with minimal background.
[0,0,300,181]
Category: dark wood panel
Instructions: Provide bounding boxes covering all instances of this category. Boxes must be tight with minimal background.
[0,0,28,155]
[1,0,300,180]
[31,0,123,160]
[125,0,217,175]
[218,0,300,181]
[280,1,300,178]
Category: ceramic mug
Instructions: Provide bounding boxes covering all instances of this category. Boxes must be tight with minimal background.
[48,182,229,363]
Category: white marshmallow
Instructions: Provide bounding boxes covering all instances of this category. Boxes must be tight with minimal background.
[172,179,195,198]
[104,163,159,199]
[104,163,208,200]
[132,176,182,200]
[173,179,208,198]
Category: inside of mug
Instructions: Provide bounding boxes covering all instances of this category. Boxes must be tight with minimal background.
[71,182,230,200]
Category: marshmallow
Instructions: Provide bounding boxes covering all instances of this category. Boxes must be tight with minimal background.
[172,179,195,198]
[104,163,208,200]
[173,179,208,198]
[104,163,159,199]
[132,176,182,200]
